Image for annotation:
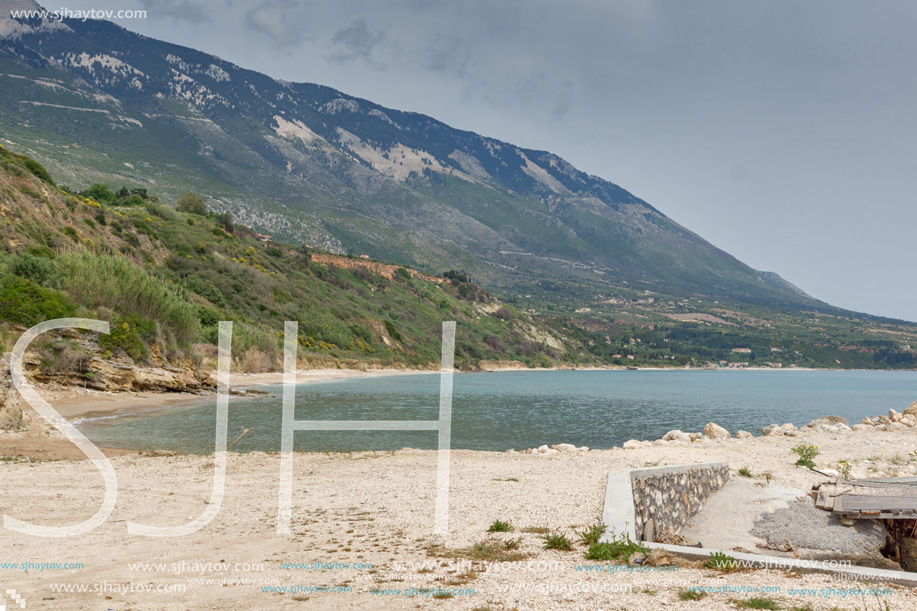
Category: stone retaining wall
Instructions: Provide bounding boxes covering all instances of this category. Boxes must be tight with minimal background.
[630,462,728,540]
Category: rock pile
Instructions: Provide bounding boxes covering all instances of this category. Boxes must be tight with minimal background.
[619,401,917,449]
[520,443,590,455]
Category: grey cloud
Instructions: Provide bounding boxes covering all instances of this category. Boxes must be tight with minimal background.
[138,0,211,22]
[246,0,309,47]
[329,18,386,64]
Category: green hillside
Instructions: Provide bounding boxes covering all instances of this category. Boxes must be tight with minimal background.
[0,144,581,373]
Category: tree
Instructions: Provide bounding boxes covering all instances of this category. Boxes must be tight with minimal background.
[217,212,234,233]
[177,192,206,215]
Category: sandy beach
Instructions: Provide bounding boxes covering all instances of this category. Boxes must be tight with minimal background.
[2,400,917,609]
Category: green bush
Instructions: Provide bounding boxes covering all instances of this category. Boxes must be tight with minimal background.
[0,276,75,326]
[57,253,200,344]
[80,183,116,204]
[487,520,512,533]
[21,158,55,185]
[6,253,57,287]
[182,275,226,307]
[791,444,819,469]
[177,192,206,215]
[196,305,221,328]
[349,323,373,342]
[384,320,403,342]
[99,313,156,361]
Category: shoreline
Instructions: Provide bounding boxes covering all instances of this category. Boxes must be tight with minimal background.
[42,367,429,421]
[39,364,917,423]
[55,364,870,422]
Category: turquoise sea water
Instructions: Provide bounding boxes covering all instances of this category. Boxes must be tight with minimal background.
[76,370,917,453]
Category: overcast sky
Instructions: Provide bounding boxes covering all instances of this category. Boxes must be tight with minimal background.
[62,0,916,321]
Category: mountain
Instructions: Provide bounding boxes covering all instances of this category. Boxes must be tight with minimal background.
[0,2,822,311]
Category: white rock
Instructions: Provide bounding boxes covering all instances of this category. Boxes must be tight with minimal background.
[904,401,917,418]
[578,446,590,452]
[903,415,917,427]
[735,430,753,439]
[779,423,798,437]
[886,422,909,432]
[704,422,731,439]
[761,424,784,437]
[551,443,577,452]
[688,432,704,441]
[623,440,642,450]
[662,430,691,442]
[890,409,903,422]
[806,415,849,429]
[537,444,550,453]
[851,424,872,432]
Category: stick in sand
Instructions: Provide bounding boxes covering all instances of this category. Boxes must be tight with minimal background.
[227,428,253,452]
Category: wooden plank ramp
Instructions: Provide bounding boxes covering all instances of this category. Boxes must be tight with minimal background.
[816,478,917,521]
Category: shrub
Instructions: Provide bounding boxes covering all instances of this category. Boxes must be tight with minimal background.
[0,276,75,326]
[791,444,819,469]
[487,520,512,533]
[394,267,412,282]
[196,305,221,328]
[117,194,145,207]
[21,157,55,185]
[236,347,274,373]
[543,531,573,551]
[177,192,206,215]
[705,551,740,572]
[61,226,78,241]
[217,212,234,233]
[349,323,373,342]
[678,589,707,601]
[579,522,607,546]
[99,313,156,361]
[384,320,403,342]
[181,275,225,307]
[80,183,116,204]
[144,200,177,220]
[735,597,781,609]
[494,306,513,321]
[583,529,646,563]
[7,253,57,287]
[57,253,200,344]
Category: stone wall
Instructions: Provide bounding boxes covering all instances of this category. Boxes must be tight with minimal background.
[630,462,728,541]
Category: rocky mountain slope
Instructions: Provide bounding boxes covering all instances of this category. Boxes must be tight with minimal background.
[0,1,817,309]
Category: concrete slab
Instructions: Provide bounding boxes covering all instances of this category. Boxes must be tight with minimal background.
[600,466,917,587]
[601,470,637,542]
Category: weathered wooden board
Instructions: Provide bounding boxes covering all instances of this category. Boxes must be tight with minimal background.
[816,485,836,510]
[835,494,917,516]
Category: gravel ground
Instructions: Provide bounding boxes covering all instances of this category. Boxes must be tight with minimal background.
[2,428,917,609]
